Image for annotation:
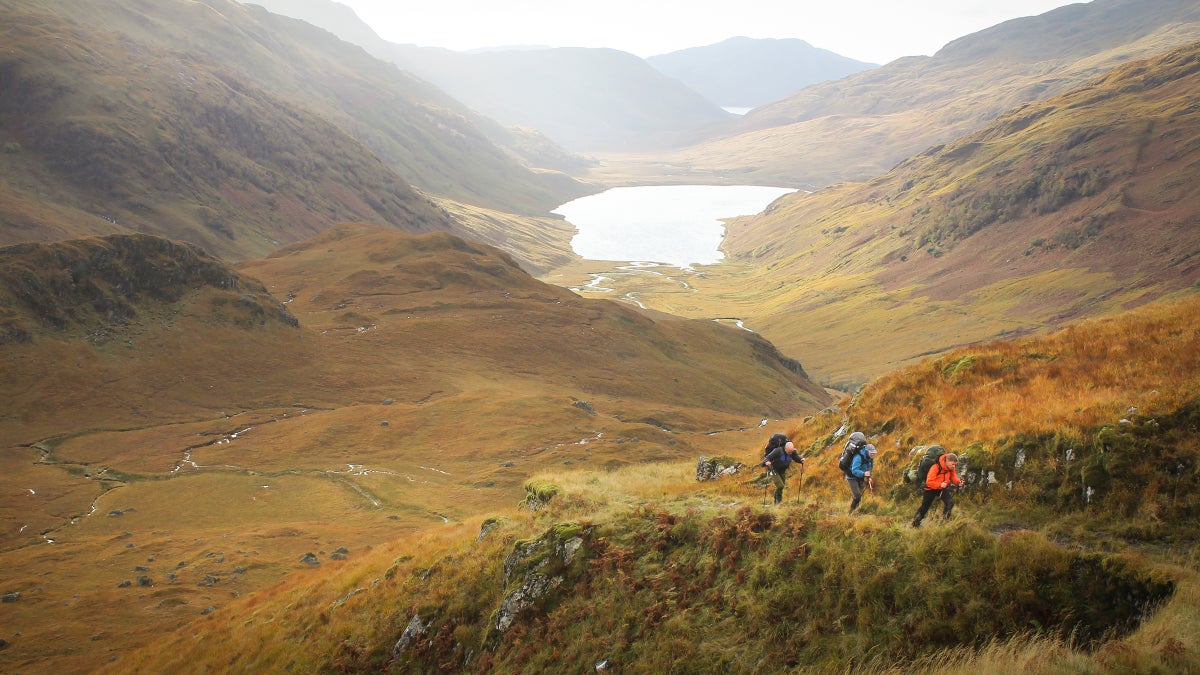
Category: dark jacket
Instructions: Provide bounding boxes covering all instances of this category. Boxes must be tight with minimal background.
[763,446,797,474]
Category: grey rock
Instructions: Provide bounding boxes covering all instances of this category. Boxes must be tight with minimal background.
[392,614,428,658]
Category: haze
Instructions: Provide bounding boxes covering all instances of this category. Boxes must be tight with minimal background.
[337,0,1083,64]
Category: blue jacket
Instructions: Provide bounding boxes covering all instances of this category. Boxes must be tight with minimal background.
[849,449,874,479]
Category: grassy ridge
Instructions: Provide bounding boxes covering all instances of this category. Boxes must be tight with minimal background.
[0,227,829,670]
[102,294,1200,673]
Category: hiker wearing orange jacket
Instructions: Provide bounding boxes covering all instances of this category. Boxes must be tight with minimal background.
[911,452,962,528]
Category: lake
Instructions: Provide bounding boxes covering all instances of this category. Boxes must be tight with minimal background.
[552,185,796,268]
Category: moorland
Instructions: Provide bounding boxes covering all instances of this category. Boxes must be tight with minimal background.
[1,0,1199,672]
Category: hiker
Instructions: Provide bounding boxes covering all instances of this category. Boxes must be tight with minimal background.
[761,434,803,504]
[845,443,876,514]
[911,452,962,528]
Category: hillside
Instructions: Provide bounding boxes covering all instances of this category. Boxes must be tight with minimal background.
[555,38,1200,388]
[646,36,878,109]
[586,0,1200,188]
[244,0,737,152]
[97,293,1200,673]
[0,0,595,263]
[379,45,735,152]
[0,227,831,671]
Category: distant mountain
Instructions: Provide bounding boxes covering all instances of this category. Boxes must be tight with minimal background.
[638,0,1200,189]
[243,0,735,152]
[646,36,878,110]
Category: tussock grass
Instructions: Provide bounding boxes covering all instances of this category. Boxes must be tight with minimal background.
[105,291,1200,673]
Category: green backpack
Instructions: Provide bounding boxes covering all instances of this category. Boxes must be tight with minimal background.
[904,445,945,490]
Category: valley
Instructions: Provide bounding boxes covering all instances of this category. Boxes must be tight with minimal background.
[1,0,1199,671]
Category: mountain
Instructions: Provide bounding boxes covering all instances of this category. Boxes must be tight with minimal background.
[646,36,878,110]
[0,227,831,670]
[95,292,1200,673]
[0,0,595,263]
[607,0,1200,188]
[557,36,1200,388]
[242,0,736,152]
[712,38,1200,386]
[381,45,735,152]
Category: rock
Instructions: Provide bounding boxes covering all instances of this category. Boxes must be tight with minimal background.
[2,592,19,603]
[487,522,590,646]
[696,455,745,481]
[477,517,503,542]
[392,614,428,658]
[136,576,153,587]
[118,580,132,588]
[201,606,217,615]
[299,552,320,566]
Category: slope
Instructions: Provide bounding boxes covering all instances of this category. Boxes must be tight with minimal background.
[560,39,1200,387]
[0,9,451,261]
[0,0,595,262]
[0,226,830,671]
[589,0,1200,189]
[104,293,1200,673]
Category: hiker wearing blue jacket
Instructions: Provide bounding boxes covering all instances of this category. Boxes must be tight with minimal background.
[845,443,877,513]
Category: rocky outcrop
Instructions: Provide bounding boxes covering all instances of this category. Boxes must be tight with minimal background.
[696,455,745,481]
[484,522,591,648]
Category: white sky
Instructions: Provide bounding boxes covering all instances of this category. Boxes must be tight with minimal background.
[337,0,1084,64]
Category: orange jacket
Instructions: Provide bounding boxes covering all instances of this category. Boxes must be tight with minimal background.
[924,455,961,491]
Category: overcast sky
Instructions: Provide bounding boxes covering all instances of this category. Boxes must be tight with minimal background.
[336,0,1084,64]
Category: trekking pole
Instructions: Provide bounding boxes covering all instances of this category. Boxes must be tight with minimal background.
[796,457,806,504]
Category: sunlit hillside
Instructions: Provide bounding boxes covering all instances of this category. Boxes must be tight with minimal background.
[585,0,1200,189]
[555,39,1200,388]
[102,294,1200,674]
[0,227,829,671]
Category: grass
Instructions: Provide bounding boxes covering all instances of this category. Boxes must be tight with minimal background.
[552,42,1200,389]
[0,226,820,671]
[84,289,1200,673]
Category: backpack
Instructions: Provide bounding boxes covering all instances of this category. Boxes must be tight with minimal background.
[905,445,945,488]
[837,433,867,475]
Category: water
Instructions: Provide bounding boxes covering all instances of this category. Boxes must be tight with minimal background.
[553,185,795,268]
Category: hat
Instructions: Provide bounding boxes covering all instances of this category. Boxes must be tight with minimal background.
[865,444,877,455]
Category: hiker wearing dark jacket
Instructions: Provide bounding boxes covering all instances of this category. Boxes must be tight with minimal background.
[845,443,876,513]
[911,453,962,528]
[761,434,803,504]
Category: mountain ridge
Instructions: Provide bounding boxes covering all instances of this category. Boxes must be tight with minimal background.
[646,36,877,109]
